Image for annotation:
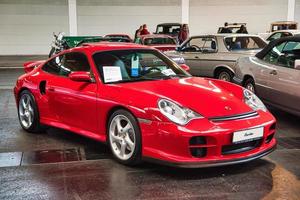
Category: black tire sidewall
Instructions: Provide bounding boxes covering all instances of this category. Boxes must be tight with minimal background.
[18,90,42,133]
[107,109,142,166]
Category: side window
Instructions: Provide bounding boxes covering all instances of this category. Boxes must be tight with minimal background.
[183,37,217,52]
[42,52,90,77]
[267,33,282,42]
[42,56,63,75]
[263,41,300,68]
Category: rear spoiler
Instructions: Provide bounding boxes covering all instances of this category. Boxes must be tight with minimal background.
[23,60,44,73]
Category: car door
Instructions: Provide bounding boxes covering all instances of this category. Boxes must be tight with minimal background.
[262,41,300,112]
[46,51,98,134]
[179,36,218,76]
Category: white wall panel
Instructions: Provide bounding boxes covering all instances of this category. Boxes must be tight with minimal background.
[77,0,181,37]
[189,0,288,35]
[296,0,300,24]
[0,0,69,55]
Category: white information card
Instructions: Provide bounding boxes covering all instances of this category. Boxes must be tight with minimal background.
[103,66,122,83]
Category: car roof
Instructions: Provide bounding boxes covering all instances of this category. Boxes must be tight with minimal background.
[256,36,300,59]
[190,34,262,38]
[140,34,174,39]
[77,42,151,53]
[156,23,182,26]
[272,29,300,34]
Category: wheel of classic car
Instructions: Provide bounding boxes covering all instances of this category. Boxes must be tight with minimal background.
[244,78,256,93]
[216,69,233,82]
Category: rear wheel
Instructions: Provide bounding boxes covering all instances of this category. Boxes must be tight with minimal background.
[107,109,142,166]
[244,78,256,93]
[216,69,233,82]
[18,90,45,133]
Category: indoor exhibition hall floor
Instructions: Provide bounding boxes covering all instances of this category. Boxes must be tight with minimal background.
[0,61,300,200]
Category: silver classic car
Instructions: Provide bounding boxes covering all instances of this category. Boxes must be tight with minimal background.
[165,34,267,81]
[233,36,300,116]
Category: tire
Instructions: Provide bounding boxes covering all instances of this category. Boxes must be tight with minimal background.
[107,109,142,166]
[18,90,45,133]
[244,78,256,93]
[216,69,233,82]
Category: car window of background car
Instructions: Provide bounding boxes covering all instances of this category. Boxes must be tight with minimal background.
[183,37,217,52]
[263,41,300,69]
[42,52,90,77]
[93,50,187,83]
[144,37,176,45]
[268,33,282,41]
[157,25,180,34]
[225,36,266,50]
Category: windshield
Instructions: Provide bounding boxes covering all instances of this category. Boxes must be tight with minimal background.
[156,25,181,34]
[144,37,176,45]
[93,49,190,83]
[224,36,266,51]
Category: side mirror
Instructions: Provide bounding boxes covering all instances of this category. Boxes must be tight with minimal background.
[295,59,300,70]
[69,71,92,82]
[180,64,190,72]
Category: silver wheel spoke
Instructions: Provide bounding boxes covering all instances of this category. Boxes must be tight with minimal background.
[115,117,122,133]
[22,98,27,109]
[125,135,134,151]
[111,134,122,143]
[119,141,127,157]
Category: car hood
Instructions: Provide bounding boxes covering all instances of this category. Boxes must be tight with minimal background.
[110,77,253,118]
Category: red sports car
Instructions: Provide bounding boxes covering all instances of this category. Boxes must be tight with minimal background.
[14,42,276,167]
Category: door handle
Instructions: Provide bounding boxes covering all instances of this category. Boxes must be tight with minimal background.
[48,87,55,92]
[270,70,277,75]
[194,56,199,59]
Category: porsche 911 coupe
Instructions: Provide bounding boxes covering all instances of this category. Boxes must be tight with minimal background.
[14,42,276,167]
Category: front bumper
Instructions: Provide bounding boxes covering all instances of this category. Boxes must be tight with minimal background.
[233,76,243,85]
[139,110,276,168]
[144,144,276,168]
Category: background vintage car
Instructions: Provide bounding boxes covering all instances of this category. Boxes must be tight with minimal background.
[165,34,267,81]
[233,36,300,116]
[134,34,177,51]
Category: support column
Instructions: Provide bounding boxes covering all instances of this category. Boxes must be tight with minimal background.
[287,0,295,21]
[181,0,189,24]
[68,0,78,36]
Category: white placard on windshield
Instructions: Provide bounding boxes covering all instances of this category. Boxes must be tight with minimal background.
[103,66,122,83]
[161,69,176,76]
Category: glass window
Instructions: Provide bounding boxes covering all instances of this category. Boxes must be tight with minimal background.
[42,52,90,77]
[181,37,217,52]
[93,49,189,83]
[156,25,181,34]
[144,37,176,45]
[225,36,266,50]
[263,41,300,68]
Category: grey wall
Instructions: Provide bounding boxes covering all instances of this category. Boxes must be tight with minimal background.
[189,0,288,35]
[0,0,69,55]
[296,0,300,25]
[77,0,181,36]
[0,0,298,55]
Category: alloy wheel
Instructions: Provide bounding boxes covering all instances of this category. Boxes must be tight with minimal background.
[109,115,136,161]
[18,94,34,129]
[218,71,231,82]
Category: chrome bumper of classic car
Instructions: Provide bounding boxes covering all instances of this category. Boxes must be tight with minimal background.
[233,76,243,85]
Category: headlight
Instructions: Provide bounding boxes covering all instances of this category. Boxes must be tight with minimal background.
[243,89,267,112]
[158,99,203,125]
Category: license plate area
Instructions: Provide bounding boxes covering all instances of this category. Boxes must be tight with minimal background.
[232,127,264,144]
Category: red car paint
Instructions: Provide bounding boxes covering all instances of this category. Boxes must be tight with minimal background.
[14,42,276,167]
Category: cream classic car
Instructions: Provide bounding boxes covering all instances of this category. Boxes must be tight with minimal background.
[165,34,267,81]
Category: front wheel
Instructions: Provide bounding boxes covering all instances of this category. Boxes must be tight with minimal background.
[216,69,233,82]
[18,90,45,133]
[107,109,142,165]
[244,78,256,93]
